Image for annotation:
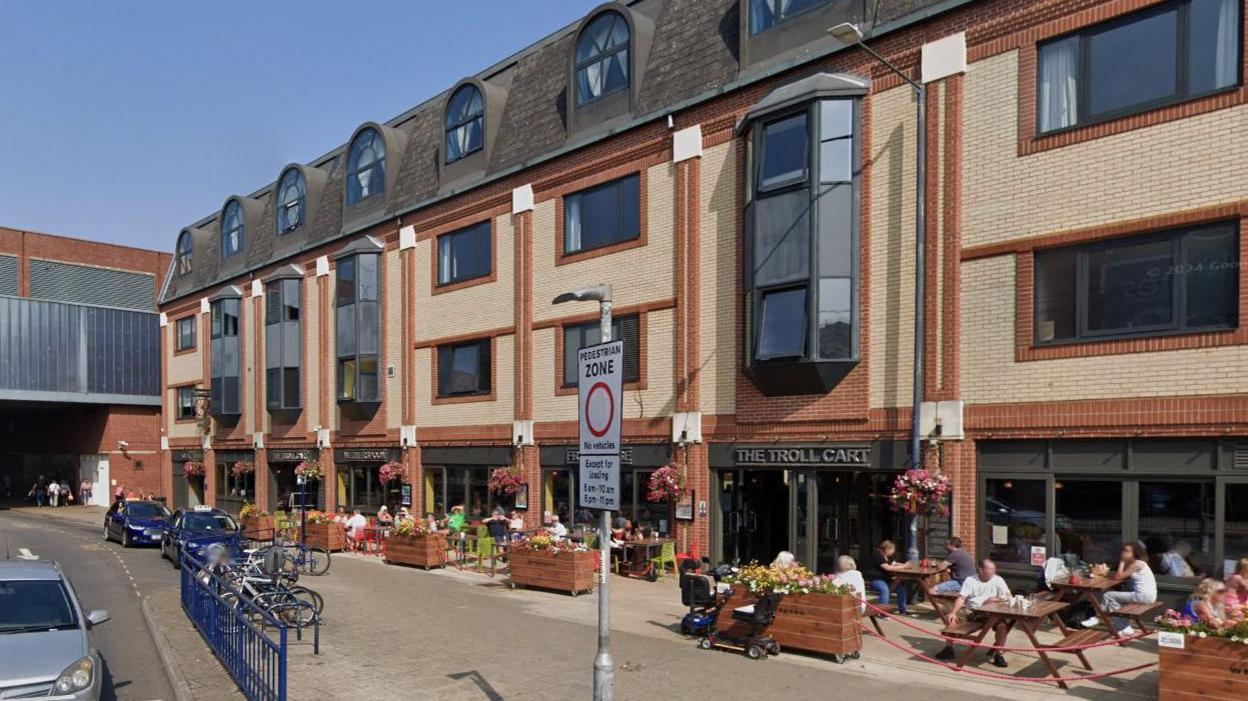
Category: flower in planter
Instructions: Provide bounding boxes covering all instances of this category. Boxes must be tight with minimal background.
[645,462,687,502]
[293,460,322,481]
[887,469,951,516]
[725,562,853,596]
[391,518,431,537]
[182,461,205,480]
[231,460,256,477]
[303,510,336,525]
[516,534,587,554]
[240,502,270,519]
[378,460,406,485]
[488,465,525,496]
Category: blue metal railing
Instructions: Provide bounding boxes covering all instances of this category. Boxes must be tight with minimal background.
[179,549,287,701]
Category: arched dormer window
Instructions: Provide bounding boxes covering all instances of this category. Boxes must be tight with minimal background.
[346,128,385,205]
[575,11,630,106]
[444,85,484,165]
[176,231,193,275]
[221,200,243,259]
[277,168,306,234]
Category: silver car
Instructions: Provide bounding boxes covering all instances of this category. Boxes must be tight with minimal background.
[0,560,109,700]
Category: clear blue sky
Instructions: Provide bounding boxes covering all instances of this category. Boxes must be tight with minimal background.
[0,1,600,253]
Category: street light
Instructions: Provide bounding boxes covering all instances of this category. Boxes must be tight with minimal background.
[830,22,928,563]
[552,283,614,701]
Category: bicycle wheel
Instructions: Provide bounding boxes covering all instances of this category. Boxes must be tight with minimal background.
[271,600,318,629]
[287,585,324,615]
[302,547,331,576]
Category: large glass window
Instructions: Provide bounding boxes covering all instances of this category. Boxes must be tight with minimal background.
[176,232,192,275]
[562,315,640,387]
[265,278,302,410]
[563,174,640,255]
[220,201,243,259]
[1055,480,1122,567]
[346,128,385,205]
[575,12,629,105]
[336,253,380,402]
[1034,223,1238,343]
[750,0,834,35]
[756,287,807,360]
[759,113,807,190]
[215,459,254,516]
[209,297,241,416]
[543,468,596,530]
[176,386,197,420]
[424,466,514,520]
[438,221,491,285]
[276,168,306,234]
[437,339,491,397]
[176,316,195,352]
[1225,483,1248,574]
[342,464,399,515]
[1139,481,1214,579]
[444,85,484,164]
[984,478,1048,565]
[1037,0,1240,133]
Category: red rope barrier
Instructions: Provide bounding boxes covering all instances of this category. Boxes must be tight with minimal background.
[862,600,1152,652]
[860,621,1158,684]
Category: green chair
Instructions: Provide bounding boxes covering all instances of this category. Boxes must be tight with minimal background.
[274,511,290,540]
[650,541,677,579]
[475,535,495,573]
[583,532,598,549]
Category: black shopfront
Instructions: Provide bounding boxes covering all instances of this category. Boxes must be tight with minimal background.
[171,449,205,511]
[978,439,1248,600]
[421,446,512,521]
[709,442,912,573]
[214,449,254,516]
[267,448,322,513]
[335,447,402,516]
[539,444,673,535]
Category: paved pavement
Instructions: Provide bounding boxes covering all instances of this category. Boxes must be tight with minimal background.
[3,504,1162,700]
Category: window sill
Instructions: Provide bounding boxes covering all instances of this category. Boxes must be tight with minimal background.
[431,270,497,296]
[1019,326,1247,362]
[431,391,496,406]
[556,235,645,267]
[554,380,644,397]
[173,346,197,356]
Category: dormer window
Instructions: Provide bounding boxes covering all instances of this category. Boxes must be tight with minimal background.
[445,85,484,165]
[575,11,630,106]
[749,0,833,35]
[346,128,385,205]
[176,231,192,275]
[220,201,243,259]
[277,168,306,234]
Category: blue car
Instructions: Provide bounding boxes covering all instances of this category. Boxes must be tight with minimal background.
[159,506,241,569]
[102,500,170,548]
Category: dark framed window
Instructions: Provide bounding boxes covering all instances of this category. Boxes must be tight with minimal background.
[758,112,808,190]
[209,297,241,415]
[561,314,640,387]
[575,11,630,105]
[438,221,491,285]
[346,128,385,205]
[276,168,306,234]
[1036,0,1241,133]
[176,231,192,275]
[265,278,302,410]
[437,339,491,397]
[176,386,197,420]
[422,465,512,520]
[1034,222,1238,344]
[756,287,807,360]
[444,85,484,164]
[563,174,640,255]
[983,478,1048,565]
[749,0,833,35]
[175,316,195,352]
[336,253,380,402]
[220,201,243,259]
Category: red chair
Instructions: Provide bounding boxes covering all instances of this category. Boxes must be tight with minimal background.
[675,541,701,570]
[356,522,380,556]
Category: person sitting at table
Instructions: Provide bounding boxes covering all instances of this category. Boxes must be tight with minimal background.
[771,551,799,571]
[507,510,526,540]
[934,537,977,594]
[832,555,867,613]
[936,558,1012,668]
[344,509,368,550]
[1081,542,1156,635]
[443,505,466,533]
[376,506,394,527]
[395,507,412,524]
[866,540,909,616]
[1226,557,1248,606]
[333,506,349,525]
[548,514,568,540]
[1185,578,1230,628]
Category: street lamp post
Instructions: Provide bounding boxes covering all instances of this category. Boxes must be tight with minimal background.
[552,284,614,701]
[829,23,927,563]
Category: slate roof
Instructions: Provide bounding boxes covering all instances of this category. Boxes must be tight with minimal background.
[161,0,960,305]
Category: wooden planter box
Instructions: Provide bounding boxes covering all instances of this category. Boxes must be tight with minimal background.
[1160,635,1248,701]
[299,522,346,552]
[508,549,596,596]
[716,589,862,658]
[384,533,447,569]
[241,515,275,541]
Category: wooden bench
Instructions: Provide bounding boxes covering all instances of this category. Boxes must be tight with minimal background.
[862,610,886,636]
[940,620,984,640]
[1108,601,1164,633]
[1047,628,1105,670]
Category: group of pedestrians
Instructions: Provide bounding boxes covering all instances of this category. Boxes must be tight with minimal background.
[27,475,92,507]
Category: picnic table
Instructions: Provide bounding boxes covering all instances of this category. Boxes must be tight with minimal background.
[619,538,673,580]
[954,599,1098,689]
[886,563,954,625]
[1049,575,1124,639]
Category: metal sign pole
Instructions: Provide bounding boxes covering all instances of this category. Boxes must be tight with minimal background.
[593,300,614,701]
[299,475,307,548]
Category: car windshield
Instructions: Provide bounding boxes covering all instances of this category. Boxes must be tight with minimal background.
[0,581,77,632]
[182,513,237,531]
[128,503,170,519]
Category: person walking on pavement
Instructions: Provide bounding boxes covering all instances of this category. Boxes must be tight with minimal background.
[47,479,60,507]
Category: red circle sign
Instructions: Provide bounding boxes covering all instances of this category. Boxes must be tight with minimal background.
[585,381,614,438]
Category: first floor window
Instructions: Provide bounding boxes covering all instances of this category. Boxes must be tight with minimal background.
[561,314,640,386]
[209,297,241,415]
[336,252,381,402]
[176,387,197,420]
[176,317,195,351]
[437,339,491,397]
[266,278,302,410]
[1034,222,1238,344]
[438,221,491,285]
[756,287,807,360]
[563,174,640,255]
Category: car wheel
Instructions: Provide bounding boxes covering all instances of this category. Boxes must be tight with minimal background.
[103,524,111,542]
[121,530,131,548]
[171,546,181,570]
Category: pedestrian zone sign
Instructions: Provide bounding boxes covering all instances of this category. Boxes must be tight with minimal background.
[577,340,623,510]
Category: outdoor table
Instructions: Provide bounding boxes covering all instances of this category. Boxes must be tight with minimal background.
[886,563,954,625]
[952,599,1093,689]
[1049,575,1123,639]
[619,538,673,580]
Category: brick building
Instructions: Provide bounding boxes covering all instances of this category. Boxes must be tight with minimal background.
[0,226,169,502]
[158,0,1248,598]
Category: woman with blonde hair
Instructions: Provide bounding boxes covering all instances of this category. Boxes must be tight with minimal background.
[1225,557,1248,605]
[771,550,799,570]
[832,554,867,613]
[1187,577,1229,628]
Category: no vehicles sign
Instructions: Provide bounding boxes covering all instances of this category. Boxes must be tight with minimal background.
[578,340,623,510]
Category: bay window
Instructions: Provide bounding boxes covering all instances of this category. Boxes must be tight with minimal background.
[335,250,380,403]
[209,295,241,416]
[265,276,302,410]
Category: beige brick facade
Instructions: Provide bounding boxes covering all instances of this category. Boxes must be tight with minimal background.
[697,141,737,417]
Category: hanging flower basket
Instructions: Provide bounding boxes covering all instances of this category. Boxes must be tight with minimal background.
[378,460,406,485]
[182,461,205,480]
[231,460,256,477]
[488,465,526,496]
[294,460,322,481]
[645,462,687,502]
[887,469,950,517]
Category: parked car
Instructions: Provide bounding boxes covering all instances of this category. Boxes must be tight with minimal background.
[160,506,241,569]
[102,500,170,547]
[0,560,109,700]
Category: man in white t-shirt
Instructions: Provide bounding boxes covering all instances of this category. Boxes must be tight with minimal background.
[548,515,568,540]
[935,558,1012,668]
[345,509,368,550]
[46,480,60,507]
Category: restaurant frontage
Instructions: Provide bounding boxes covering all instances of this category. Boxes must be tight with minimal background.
[540,444,674,536]
[213,449,254,516]
[335,447,402,515]
[266,448,322,512]
[170,449,206,511]
[420,446,512,520]
[708,442,915,572]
